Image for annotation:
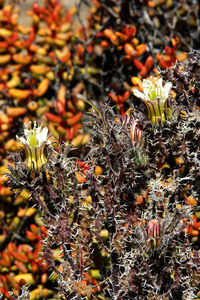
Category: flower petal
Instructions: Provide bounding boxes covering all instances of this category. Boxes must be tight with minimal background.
[163,82,172,99]
[132,89,147,100]
[16,136,27,145]
[143,80,155,100]
[38,127,48,145]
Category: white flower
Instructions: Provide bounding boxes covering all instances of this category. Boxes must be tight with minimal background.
[17,122,49,171]
[132,78,173,124]
[18,122,49,147]
[132,78,172,102]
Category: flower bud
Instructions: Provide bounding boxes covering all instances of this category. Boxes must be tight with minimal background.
[130,120,143,145]
[147,219,161,247]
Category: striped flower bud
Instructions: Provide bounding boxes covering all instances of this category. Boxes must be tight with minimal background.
[147,219,161,247]
[17,122,49,171]
[130,120,143,145]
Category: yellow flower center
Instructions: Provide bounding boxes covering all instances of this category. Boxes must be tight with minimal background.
[28,129,38,147]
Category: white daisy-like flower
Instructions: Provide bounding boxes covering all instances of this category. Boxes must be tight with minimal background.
[133,78,172,102]
[132,78,173,124]
[18,123,48,147]
[17,122,50,171]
